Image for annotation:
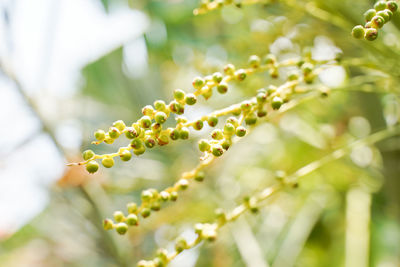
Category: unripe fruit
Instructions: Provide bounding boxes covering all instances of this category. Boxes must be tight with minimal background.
[236,126,247,137]
[131,138,143,150]
[179,127,190,139]
[151,201,161,211]
[364,28,378,41]
[141,190,153,201]
[263,54,276,64]
[94,129,106,141]
[352,25,365,39]
[212,145,224,157]
[387,1,398,12]
[126,214,138,226]
[169,101,184,114]
[376,10,391,23]
[160,191,170,201]
[140,116,152,129]
[212,72,223,83]
[154,100,167,111]
[103,219,113,230]
[169,128,180,140]
[223,123,236,135]
[174,89,186,101]
[364,9,376,21]
[86,160,99,173]
[226,117,239,127]
[151,122,162,134]
[133,146,145,156]
[288,71,299,81]
[235,69,247,81]
[256,92,267,104]
[257,109,267,117]
[115,222,128,235]
[207,116,218,127]
[120,150,132,161]
[157,134,169,146]
[156,248,169,263]
[374,0,387,11]
[178,179,189,190]
[195,171,205,182]
[185,93,197,105]
[170,191,178,201]
[240,101,252,112]
[211,129,224,140]
[102,157,114,168]
[223,63,235,75]
[154,111,167,124]
[83,149,95,160]
[193,120,204,130]
[371,15,385,28]
[248,55,261,68]
[221,139,232,150]
[104,136,114,144]
[109,127,120,139]
[192,77,205,89]
[266,85,277,95]
[127,202,138,213]
[217,82,228,94]
[198,139,211,152]
[141,208,151,218]
[142,105,154,117]
[269,68,279,78]
[301,63,314,75]
[145,137,156,148]
[175,238,188,252]
[125,127,138,139]
[113,211,125,222]
[271,96,283,110]
[113,120,126,131]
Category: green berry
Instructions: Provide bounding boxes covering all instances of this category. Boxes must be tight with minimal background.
[178,179,189,190]
[169,128,180,140]
[245,114,257,125]
[109,127,120,139]
[124,127,136,139]
[151,201,161,211]
[256,92,267,104]
[156,248,169,263]
[144,137,156,148]
[364,9,376,21]
[120,150,132,161]
[235,69,247,81]
[226,117,239,127]
[205,116,218,127]
[266,85,277,95]
[102,157,114,168]
[130,138,143,150]
[374,0,387,11]
[302,63,314,75]
[271,96,283,110]
[198,139,211,152]
[223,123,236,135]
[387,1,398,12]
[82,149,95,160]
[141,208,151,218]
[157,134,169,146]
[365,27,378,41]
[113,211,125,222]
[194,171,205,182]
[211,129,224,140]
[154,100,167,111]
[221,139,232,150]
[236,126,246,137]
[185,93,197,105]
[212,145,224,157]
[202,87,213,100]
[223,64,235,75]
[169,101,184,114]
[104,136,114,144]
[212,72,223,83]
[154,111,167,124]
[376,10,391,23]
[115,222,128,235]
[113,120,126,131]
[240,101,252,112]
[126,214,138,226]
[179,127,190,139]
[193,120,204,130]
[248,55,261,68]
[151,122,162,134]
[352,25,365,39]
[193,77,205,89]
[133,146,145,156]
[263,54,276,64]
[269,68,279,78]
[141,191,153,202]
[127,202,138,213]
[174,89,186,101]
[175,237,188,253]
[94,129,106,141]
[140,116,152,129]
[288,71,299,81]
[217,82,228,94]
[160,191,170,201]
[86,160,99,174]
[257,109,267,117]
[365,21,372,28]
[103,219,113,230]
[170,191,178,201]
[142,105,154,117]
[371,15,385,28]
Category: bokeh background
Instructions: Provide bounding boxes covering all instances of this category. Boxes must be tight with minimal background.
[0,0,399,266]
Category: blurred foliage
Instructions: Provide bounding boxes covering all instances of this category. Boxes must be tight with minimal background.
[1,0,400,266]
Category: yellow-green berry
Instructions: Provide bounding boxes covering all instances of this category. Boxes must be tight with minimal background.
[141,208,151,218]
[115,222,128,235]
[102,157,114,168]
[223,63,235,75]
[371,15,385,28]
[221,138,232,150]
[364,9,376,21]
[235,69,247,81]
[374,0,387,11]
[217,82,228,94]
[94,129,106,141]
[174,89,186,101]
[141,190,153,202]
[212,145,224,157]
[140,116,152,129]
[178,179,189,190]
[82,149,95,160]
[377,10,391,22]
[212,72,223,83]
[113,211,125,222]
[109,127,120,139]
[198,139,211,152]
[180,127,190,139]
[263,54,276,64]
[271,96,283,110]
[157,134,169,146]
[226,117,239,127]
[193,120,204,130]
[126,214,138,226]
[192,77,205,89]
[245,114,257,125]
[211,129,224,140]
[207,116,218,127]
[131,138,143,150]
[154,111,167,124]
[142,105,155,117]
[352,25,365,39]
[133,146,145,156]
[236,126,246,137]
[86,160,99,173]
[154,100,166,111]
[113,120,126,131]
[120,150,132,161]
[223,123,236,135]
[103,219,113,230]
[365,27,378,41]
[194,171,205,182]
[185,93,197,105]
[248,55,261,68]
[151,201,161,211]
[387,1,398,12]
[144,137,156,148]
[302,63,314,75]
[175,237,188,253]
[170,191,178,201]
[160,191,170,201]
[127,202,138,213]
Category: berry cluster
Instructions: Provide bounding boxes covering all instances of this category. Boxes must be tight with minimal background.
[352,0,398,41]
[193,0,268,15]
